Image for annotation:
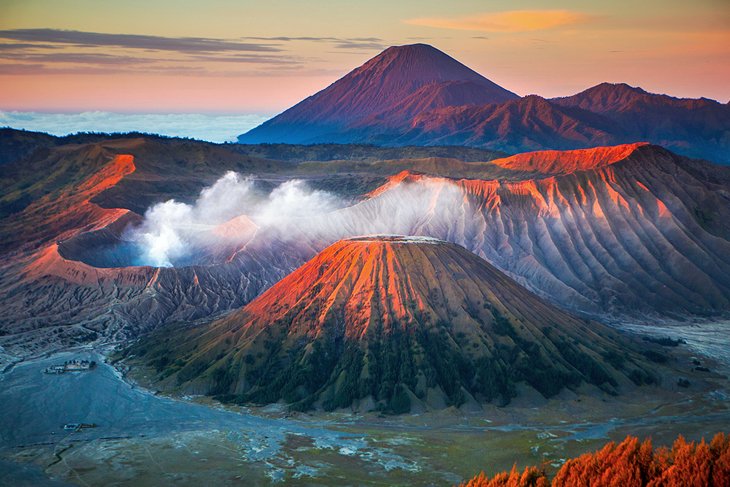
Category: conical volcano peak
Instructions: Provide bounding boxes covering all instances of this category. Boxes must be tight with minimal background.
[365,43,445,62]
[238,44,518,144]
[379,43,439,54]
[355,43,494,86]
[237,44,730,163]
[131,236,658,413]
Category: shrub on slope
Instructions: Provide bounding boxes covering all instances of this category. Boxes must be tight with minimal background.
[461,432,730,487]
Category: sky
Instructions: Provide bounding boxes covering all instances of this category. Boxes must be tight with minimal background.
[0,0,728,139]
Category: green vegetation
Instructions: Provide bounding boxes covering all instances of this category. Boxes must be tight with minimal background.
[642,349,669,363]
[642,336,685,347]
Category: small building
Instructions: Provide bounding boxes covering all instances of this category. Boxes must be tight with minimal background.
[44,359,96,374]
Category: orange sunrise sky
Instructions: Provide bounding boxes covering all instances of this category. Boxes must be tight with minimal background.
[0,0,728,114]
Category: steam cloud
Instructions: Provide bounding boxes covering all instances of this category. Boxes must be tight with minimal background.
[130,172,342,266]
[130,171,467,267]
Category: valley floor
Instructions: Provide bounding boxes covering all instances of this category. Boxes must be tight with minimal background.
[0,332,728,486]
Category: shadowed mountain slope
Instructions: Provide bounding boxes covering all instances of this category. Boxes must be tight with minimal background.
[552,83,730,162]
[400,95,622,151]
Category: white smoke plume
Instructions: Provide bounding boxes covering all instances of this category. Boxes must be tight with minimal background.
[129,170,470,267]
[130,172,342,266]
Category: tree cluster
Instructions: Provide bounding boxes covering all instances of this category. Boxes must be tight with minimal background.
[462,433,730,487]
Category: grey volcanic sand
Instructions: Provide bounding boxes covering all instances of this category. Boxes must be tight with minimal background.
[0,458,72,486]
[617,320,730,372]
[0,350,366,448]
[1,346,729,485]
[0,350,420,481]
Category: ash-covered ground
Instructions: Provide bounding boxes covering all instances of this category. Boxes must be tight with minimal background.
[1,343,728,486]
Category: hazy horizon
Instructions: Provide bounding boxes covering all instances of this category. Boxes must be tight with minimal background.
[1,1,728,113]
[0,110,270,143]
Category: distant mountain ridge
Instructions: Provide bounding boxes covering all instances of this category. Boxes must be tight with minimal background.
[551,82,730,163]
[552,82,721,114]
[239,45,730,164]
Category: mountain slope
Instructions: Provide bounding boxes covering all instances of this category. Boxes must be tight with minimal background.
[299,144,730,317]
[129,236,657,413]
[0,133,507,362]
[399,95,623,152]
[3,135,729,366]
[552,82,722,114]
[490,142,648,175]
[356,80,521,127]
[0,128,59,167]
[463,433,730,487]
[552,83,730,162]
[238,46,730,163]
[238,44,518,144]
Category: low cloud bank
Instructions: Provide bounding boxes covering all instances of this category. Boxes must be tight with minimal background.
[0,111,269,143]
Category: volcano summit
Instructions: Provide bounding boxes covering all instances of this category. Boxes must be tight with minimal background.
[238,43,518,145]
[239,44,730,164]
[128,236,657,413]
